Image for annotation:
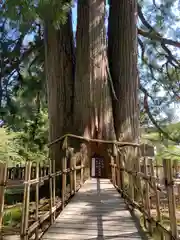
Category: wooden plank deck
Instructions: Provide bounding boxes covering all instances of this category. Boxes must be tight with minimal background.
[42,178,144,239]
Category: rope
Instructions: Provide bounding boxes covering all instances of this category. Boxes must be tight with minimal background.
[48,133,140,148]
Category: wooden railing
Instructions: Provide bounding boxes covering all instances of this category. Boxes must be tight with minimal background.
[110,145,180,239]
[2,133,178,239]
[7,166,49,181]
[0,136,89,239]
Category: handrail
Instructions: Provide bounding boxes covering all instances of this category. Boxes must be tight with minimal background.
[110,156,179,239]
[48,133,140,148]
[0,150,87,239]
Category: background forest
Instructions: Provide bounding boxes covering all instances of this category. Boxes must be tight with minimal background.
[0,0,180,166]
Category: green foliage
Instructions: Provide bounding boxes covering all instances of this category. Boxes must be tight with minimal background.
[158,145,180,160]
[142,122,180,161]
[0,0,179,164]
[0,117,48,164]
[14,115,49,162]
[0,128,22,163]
[0,11,49,164]
[142,122,180,144]
[165,122,180,141]
[3,0,72,29]
[3,207,22,226]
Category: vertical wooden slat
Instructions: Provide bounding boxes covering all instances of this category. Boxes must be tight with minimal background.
[119,150,125,192]
[87,144,91,179]
[62,150,67,209]
[52,159,56,219]
[178,163,180,204]
[35,163,39,240]
[134,147,141,203]
[73,155,77,193]
[62,137,68,209]
[21,163,28,237]
[111,156,115,185]
[70,148,74,195]
[0,163,7,230]
[113,144,119,187]
[21,161,32,240]
[175,161,180,204]
[150,160,161,221]
[149,160,163,239]
[49,158,53,224]
[116,153,120,188]
[143,157,152,234]
[80,154,84,186]
[163,159,178,239]
[128,148,134,202]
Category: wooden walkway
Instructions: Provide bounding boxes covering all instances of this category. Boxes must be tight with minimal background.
[42,178,144,240]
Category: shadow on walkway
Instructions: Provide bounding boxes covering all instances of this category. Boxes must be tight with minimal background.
[43,178,148,240]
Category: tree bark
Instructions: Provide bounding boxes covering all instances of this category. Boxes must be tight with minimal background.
[45,12,74,169]
[73,0,91,138]
[108,0,139,143]
[74,0,115,142]
[89,0,115,141]
[73,0,115,174]
[108,0,140,200]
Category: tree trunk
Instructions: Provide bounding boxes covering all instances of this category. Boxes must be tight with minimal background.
[74,0,115,141]
[108,0,139,143]
[73,0,115,175]
[89,0,115,141]
[108,0,140,200]
[73,0,91,138]
[45,12,74,169]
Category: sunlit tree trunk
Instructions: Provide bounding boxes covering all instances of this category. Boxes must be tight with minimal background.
[45,12,74,169]
[74,0,115,141]
[73,0,91,138]
[74,0,115,177]
[108,0,139,143]
[108,0,140,199]
[89,0,115,141]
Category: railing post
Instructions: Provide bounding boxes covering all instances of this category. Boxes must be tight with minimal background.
[62,137,68,209]
[80,143,87,185]
[143,157,152,235]
[163,158,178,239]
[111,155,115,184]
[52,159,56,216]
[49,158,55,224]
[70,148,74,195]
[35,163,39,240]
[80,154,84,186]
[21,161,32,240]
[127,147,134,202]
[73,154,77,193]
[113,144,118,187]
[0,163,7,231]
[134,146,141,202]
[149,160,161,221]
[149,160,163,239]
[119,150,124,192]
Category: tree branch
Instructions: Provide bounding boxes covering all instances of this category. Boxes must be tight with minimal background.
[140,84,180,144]
[138,29,180,49]
[138,4,180,67]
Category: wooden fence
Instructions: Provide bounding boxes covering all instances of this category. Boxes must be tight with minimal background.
[1,133,180,239]
[110,144,180,239]
[0,137,89,240]
[7,166,49,181]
